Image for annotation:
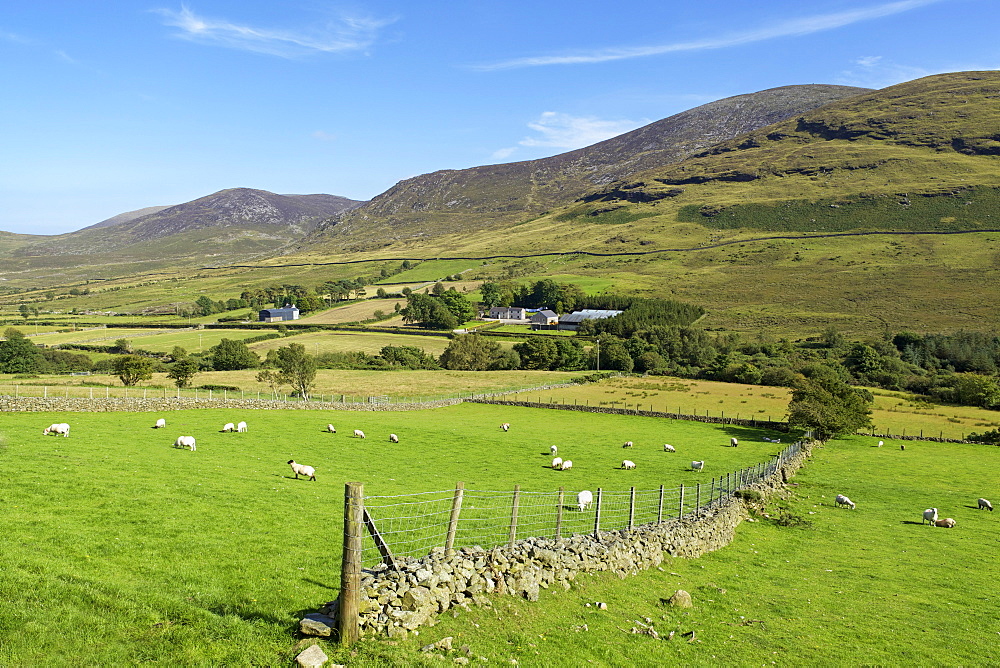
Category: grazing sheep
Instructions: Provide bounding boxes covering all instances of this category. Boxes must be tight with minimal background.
[978,498,993,511]
[577,490,593,511]
[42,423,70,437]
[326,424,337,433]
[663,444,676,452]
[878,440,884,447]
[551,457,563,469]
[900,444,905,451]
[354,429,366,439]
[174,436,196,451]
[153,418,166,429]
[560,459,573,471]
[288,459,316,481]
[550,445,558,456]
[835,494,856,510]
[622,460,636,470]
[236,421,248,433]
[922,508,938,525]
[731,437,738,447]
[622,441,633,449]
[389,433,399,443]
[690,460,704,471]
[222,422,236,432]
[935,518,956,528]
[501,423,510,432]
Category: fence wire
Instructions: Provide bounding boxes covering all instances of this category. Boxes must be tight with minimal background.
[360,441,803,567]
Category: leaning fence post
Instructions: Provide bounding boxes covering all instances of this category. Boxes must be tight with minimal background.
[657,484,664,523]
[508,485,521,547]
[696,483,701,512]
[678,483,685,518]
[340,482,364,646]
[445,482,465,554]
[555,487,565,539]
[593,488,603,537]
[628,487,636,530]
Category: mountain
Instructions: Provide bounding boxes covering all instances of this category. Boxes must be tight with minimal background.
[577,71,1000,229]
[306,84,871,251]
[14,189,363,259]
[82,205,173,231]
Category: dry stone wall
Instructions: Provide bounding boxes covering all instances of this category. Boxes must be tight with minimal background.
[307,442,812,640]
[0,396,460,413]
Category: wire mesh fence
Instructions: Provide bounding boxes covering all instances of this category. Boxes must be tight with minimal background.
[360,441,804,568]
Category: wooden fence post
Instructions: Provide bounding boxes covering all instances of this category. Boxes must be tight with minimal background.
[657,484,664,523]
[628,487,636,530]
[555,487,565,539]
[508,485,521,547]
[678,483,685,518]
[340,482,363,646]
[696,483,701,512]
[445,482,465,554]
[593,488,603,537]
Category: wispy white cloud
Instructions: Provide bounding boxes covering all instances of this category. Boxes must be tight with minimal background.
[493,111,648,161]
[1,29,32,44]
[312,130,337,141]
[474,0,946,70]
[155,5,394,57]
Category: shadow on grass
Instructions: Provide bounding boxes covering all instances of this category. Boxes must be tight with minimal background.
[900,520,926,525]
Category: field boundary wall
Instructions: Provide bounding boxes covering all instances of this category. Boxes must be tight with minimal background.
[317,440,812,639]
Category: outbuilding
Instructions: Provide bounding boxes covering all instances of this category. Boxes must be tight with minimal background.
[557,309,623,331]
[258,306,300,322]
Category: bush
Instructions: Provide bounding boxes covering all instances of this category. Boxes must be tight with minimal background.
[734,489,764,503]
[198,384,240,391]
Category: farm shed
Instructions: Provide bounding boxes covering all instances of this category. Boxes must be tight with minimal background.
[557,309,623,331]
[258,306,300,322]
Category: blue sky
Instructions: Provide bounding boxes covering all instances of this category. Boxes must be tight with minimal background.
[1,0,995,235]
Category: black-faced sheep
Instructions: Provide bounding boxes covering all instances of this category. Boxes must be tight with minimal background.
[622,441,633,449]
[500,423,510,432]
[731,437,738,447]
[663,444,675,452]
[550,445,558,456]
[153,418,166,429]
[978,498,993,511]
[288,460,316,481]
[622,460,636,470]
[389,433,399,443]
[354,429,365,439]
[222,422,236,432]
[326,424,336,433]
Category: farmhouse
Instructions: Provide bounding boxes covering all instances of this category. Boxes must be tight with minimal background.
[489,306,527,320]
[258,305,300,322]
[558,309,623,331]
[530,309,559,330]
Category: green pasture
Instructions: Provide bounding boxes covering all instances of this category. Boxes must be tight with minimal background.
[27,327,166,346]
[381,259,483,283]
[384,434,1000,666]
[0,404,784,665]
[247,330,454,356]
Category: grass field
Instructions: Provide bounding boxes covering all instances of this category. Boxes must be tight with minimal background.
[247,330,454,356]
[516,375,1000,440]
[0,404,784,665]
[295,300,405,324]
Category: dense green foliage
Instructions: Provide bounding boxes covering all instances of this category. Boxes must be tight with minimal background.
[401,289,475,329]
[787,365,873,440]
[111,354,155,386]
[208,338,260,371]
[439,334,518,371]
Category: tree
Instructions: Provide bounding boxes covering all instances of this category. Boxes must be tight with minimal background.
[18,304,30,321]
[0,328,43,373]
[113,355,154,387]
[949,373,1000,408]
[376,287,388,299]
[271,343,317,399]
[513,337,559,370]
[786,366,873,441]
[194,295,216,317]
[439,334,501,370]
[167,358,200,388]
[115,338,132,354]
[256,368,286,397]
[208,338,260,370]
[437,290,476,323]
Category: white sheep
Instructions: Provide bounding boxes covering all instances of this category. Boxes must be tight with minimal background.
[326,424,337,433]
[622,441,633,449]
[577,490,593,511]
[222,422,236,432]
[690,460,704,471]
[835,494,856,510]
[922,508,938,525]
[731,437,738,447]
[978,498,993,511]
[42,423,70,437]
[550,445,558,456]
[501,423,510,432]
[288,459,316,481]
[153,418,166,429]
[560,459,573,471]
[389,433,399,443]
[878,440,884,447]
[622,460,636,470]
[663,444,675,452]
[935,517,956,528]
[174,436,196,451]
[354,429,365,439]
[236,421,248,433]
[551,457,563,470]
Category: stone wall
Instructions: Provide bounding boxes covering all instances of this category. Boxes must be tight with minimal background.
[0,396,461,413]
[304,441,812,640]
